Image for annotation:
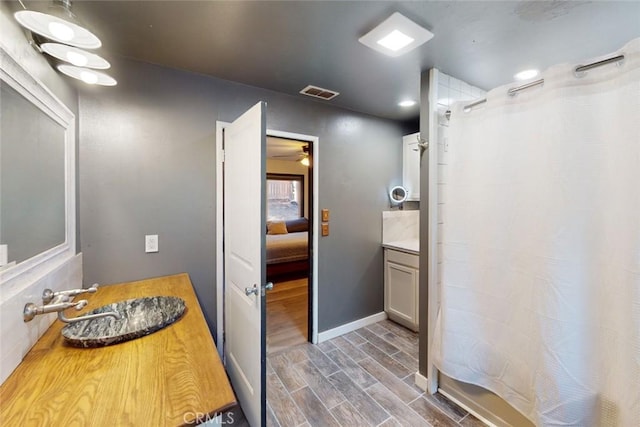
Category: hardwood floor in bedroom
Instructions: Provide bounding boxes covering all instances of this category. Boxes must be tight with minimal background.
[266,277,309,355]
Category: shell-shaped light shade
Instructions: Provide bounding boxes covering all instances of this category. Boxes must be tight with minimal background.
[58,65,117,86]
[15,10,101,49]
[41,43,110,69]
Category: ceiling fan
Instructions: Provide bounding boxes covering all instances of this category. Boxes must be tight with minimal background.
[271,145,310,165]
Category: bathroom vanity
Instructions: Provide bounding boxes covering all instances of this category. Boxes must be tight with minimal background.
[381,211,420,331]
[383,245,420,332]
[0,273,235,426]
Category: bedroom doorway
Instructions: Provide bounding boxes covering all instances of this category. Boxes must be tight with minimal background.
[265,136,313,354]
[214,123,319,358]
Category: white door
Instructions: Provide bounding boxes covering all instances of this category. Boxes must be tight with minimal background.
[224,102,267,427]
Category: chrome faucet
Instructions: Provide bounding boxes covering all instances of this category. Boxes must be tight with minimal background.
[23,284,121,323]
[41,283,99,304]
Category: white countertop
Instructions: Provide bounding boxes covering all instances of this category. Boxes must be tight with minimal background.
[382,239,419,255]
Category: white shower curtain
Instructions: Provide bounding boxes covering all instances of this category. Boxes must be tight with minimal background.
[433,38,640,426]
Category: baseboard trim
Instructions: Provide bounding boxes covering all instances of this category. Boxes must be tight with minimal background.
[439,389,498,427]
[317,312,387,342]
[414,372,428,391]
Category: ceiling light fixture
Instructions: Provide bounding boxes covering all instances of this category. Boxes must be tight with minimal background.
[378,30,414,52]
[398,100,416,108]
[514,69,540,81]
[14,1,101,49]
[58,65,117,86]
[41,43,111,69]
[359,12,434,57]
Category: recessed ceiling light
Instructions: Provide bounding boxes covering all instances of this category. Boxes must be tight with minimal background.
[58,65,117,86]
[398,100,416,107]
[514,69,540,81]
[41,43,111,69]
[359,12,434,58]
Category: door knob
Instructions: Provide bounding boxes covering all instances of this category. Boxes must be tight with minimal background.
[245,283,273,297]
[261,282,274,296]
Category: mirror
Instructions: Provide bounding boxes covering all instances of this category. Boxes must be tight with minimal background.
[389,185,408,205]
[0,46,75,281]
[1,82,66,265]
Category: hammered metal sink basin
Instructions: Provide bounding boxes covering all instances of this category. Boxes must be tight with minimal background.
[61,296,186,348]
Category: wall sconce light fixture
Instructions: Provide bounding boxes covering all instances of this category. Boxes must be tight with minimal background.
[14,0,117,86]
[40,43,110,69]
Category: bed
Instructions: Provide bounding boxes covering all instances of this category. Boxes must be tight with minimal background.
[266,218,309,280]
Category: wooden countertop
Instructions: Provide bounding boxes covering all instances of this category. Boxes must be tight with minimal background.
[0,273,236,426]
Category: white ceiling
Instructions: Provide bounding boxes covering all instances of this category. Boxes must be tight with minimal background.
[24,1,640,122]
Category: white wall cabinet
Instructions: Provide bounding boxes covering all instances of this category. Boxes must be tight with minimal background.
[384,248,419,331]
[403,132,421,201]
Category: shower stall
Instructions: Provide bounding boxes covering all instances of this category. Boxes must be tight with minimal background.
[424,38,640,427]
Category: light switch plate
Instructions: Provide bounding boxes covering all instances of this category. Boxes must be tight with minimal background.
[321,209,330,222]
[321,223,329,236]
[0,244,7,266]
[145,235,159,253]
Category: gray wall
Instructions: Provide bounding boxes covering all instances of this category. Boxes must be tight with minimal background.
[418,70,430,377]
[79,57,411,332]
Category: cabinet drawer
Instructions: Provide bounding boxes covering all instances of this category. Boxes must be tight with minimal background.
[386,249,419,269]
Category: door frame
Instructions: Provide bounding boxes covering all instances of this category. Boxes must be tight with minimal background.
[215,122,320,356]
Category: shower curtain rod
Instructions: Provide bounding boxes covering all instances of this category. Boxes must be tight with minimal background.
[457,53,627,113]
[507,78,544,96]
[461,99,486,113]
[575,54,625,75]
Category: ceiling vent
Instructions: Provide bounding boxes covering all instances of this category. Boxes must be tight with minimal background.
[300,85,339,100]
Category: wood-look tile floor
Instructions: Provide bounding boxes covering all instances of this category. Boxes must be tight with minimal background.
[267,320,485,427]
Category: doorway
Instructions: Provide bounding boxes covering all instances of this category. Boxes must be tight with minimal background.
[215,124,319,357]
[265,137,313,354]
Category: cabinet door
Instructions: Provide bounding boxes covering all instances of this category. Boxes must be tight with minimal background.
[403,133,420,201]
[414,268,419,329]
[385,261,417,327]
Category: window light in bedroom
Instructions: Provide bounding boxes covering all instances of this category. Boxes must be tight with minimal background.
[266,174,304,221]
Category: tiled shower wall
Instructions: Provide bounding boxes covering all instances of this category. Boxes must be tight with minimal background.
[433,71,486,295]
